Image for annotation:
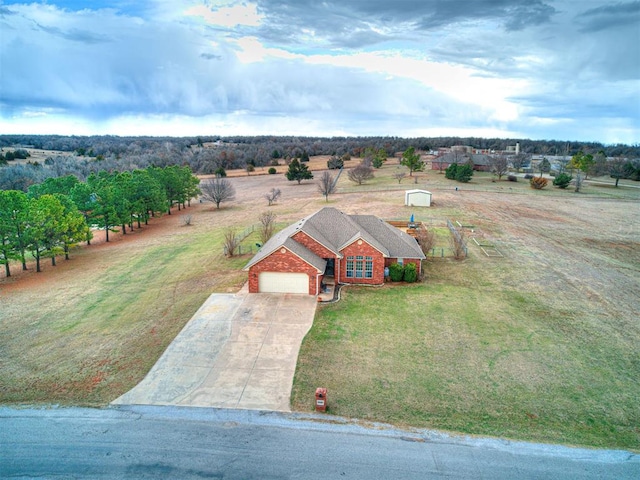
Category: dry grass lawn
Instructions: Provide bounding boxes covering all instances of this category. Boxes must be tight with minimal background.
[1,160,638,450]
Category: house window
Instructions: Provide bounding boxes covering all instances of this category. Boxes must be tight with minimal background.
[346,255,374,279]
[346,257,354,278]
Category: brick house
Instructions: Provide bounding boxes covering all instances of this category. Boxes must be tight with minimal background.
[244,207,425,295]
[431,153,492,172]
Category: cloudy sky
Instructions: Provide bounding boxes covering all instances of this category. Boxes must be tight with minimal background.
[0,1,638,143]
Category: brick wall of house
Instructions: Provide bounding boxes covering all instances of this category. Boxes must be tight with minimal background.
[292,231,336,258]
[248,248,320,295]
[340,241,385,285]
[432,160,452,170]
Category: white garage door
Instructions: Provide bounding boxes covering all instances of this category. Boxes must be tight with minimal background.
[258,272,309,294]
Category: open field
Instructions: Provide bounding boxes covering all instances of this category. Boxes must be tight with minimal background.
[0,147,72,165]
[1,161,639,449]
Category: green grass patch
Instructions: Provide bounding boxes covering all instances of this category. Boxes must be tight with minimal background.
[292,265,640,450]
[0,218,251,406]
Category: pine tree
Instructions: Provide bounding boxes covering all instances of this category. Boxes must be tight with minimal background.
[285,158,313,184]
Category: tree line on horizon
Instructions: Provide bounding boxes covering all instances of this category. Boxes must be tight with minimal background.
[0,165,200,277]
[2,134,638,157]
[1,134,638,192]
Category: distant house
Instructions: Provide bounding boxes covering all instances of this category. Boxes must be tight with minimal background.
[243,207,425,295]
[431,152,492,172]
[469,154,491,172]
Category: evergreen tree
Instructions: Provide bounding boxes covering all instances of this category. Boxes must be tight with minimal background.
[553,172,572,189]
[455,164,473,183]
[445,163,458,180]
[25,195,66,271]
[0,190,29,276]
[285,158,313,184]
[400,147,425,176]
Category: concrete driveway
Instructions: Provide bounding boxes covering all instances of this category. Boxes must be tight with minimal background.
[112,289,317,411]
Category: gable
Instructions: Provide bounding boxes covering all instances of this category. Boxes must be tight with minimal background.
[292,230,338,258]
[252,242,325,273]
[244,236,326,272]
[340,238,386,258]
[339,233,388,257]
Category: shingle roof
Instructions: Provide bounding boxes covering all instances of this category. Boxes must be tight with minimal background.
[471,154,491,166]
[243,207,425,271]
[438,152,491,166]
[282,237,326,272]
[350,214,425,259]
[299,207,359,252]
[243,221,302,270]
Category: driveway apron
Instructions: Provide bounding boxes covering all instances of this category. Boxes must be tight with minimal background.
[112,291,318,411]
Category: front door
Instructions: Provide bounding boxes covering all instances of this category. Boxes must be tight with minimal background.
[324,258,335,277]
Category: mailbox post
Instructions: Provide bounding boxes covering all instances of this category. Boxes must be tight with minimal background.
[315,387,327,412]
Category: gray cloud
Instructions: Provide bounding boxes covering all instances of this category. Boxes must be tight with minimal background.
[413,0,556,31]
[0,3,469,123]
[575,1,640,32]
[36,22,111,44]
[0,1,637,143]
[200,52,223,61]
[0,6,17,16]
[252,0,557,49]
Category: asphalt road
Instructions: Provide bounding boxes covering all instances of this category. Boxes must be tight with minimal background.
[1,406,638,479]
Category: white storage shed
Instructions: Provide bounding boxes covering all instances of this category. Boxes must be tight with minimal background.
[405,189,432,207]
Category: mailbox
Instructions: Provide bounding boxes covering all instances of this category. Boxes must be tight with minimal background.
[315,387,327,412]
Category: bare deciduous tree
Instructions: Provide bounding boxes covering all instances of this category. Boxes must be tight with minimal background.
[347,160,374,185]
[393,170,407,184]
[223,227,239,256]
[510,153,529,172]
[574,170,584,193]
[200,177,236,209]
[489,155,509,180]
[259,211,277,244]
[609,157,628,187]
[433,156,447,174]
[415,226,436,258]
[592,151,608,177]
[449,226,467,260]
[318,171,336,202]
[264,187,281,206]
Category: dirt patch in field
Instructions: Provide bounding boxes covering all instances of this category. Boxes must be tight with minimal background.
[454,191,640,337]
